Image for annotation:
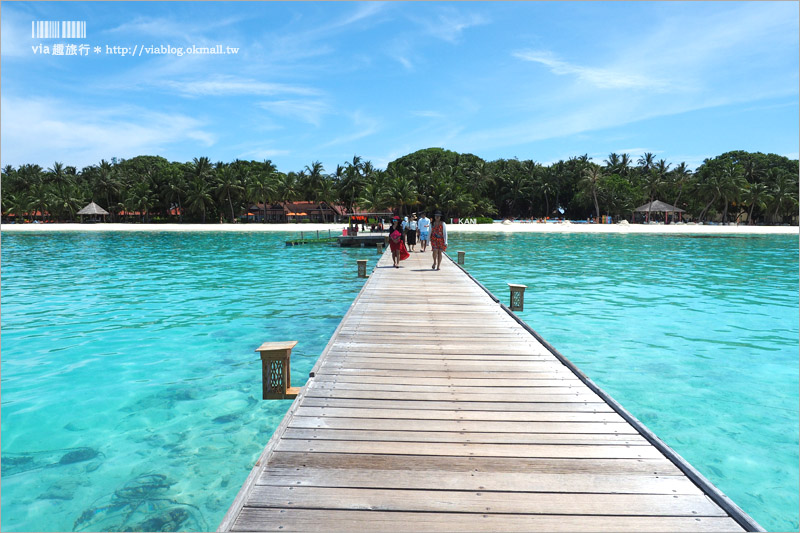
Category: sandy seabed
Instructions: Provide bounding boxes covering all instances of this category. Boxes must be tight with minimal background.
[1,222,797,235]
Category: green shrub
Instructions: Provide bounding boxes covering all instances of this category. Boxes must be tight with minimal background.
[476,217,494,224]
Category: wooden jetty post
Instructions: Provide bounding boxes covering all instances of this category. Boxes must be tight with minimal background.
[255,341,299,400]
[508,283,527,311]
[457,250,465,265]
[377,242,383,254]
[357,259,368,278]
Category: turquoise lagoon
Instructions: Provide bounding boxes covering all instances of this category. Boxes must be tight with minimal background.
[1,231,797,531]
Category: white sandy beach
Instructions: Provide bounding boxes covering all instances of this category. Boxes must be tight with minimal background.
[2,222,797,235]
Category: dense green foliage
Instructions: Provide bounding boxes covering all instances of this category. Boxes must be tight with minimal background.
[1,148,797,224]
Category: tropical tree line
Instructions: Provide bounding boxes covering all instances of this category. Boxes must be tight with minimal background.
[1,148,797,224]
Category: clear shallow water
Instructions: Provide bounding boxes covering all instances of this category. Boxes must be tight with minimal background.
[1,231,798,531]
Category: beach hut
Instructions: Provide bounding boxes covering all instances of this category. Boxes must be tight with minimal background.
[634,200,685,223]
[77,201,109,223]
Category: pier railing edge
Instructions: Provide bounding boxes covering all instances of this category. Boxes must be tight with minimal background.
[444,252,765,533]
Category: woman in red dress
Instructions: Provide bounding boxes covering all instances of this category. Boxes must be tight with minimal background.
[388,217,410,268]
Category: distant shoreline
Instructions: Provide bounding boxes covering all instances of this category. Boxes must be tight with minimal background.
[2,222,797,235]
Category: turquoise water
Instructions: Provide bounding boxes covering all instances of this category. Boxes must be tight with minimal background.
[1,231,798,531]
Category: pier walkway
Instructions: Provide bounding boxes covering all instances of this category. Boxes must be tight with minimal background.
[220,249,760,532]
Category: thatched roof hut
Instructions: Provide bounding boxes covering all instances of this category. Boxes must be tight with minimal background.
[634,200,684,223]
[77,202,109,216]
[634,200,684,213]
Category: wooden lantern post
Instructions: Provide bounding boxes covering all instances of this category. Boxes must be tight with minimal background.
[508,283,527,312]
[256,341,299,400]
[457,251,465,265]
[357,259,368,278]
[377,242,383,254]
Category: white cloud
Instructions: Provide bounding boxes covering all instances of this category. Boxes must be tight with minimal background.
[258,99,330,127]
[0,96,215,169]
[419,9,489,43]
[104,14,245,43]
[513,50,668,91]
[159,75,320,97]
[321,111,380,148]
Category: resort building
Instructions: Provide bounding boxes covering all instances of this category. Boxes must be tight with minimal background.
[245,202,344,223]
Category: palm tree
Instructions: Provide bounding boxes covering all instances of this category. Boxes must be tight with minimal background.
[357,182,388,213]
[162,165,186,222]
[248,160,278,223]
[185,176,214,223]
[2,192,33,222]
[641,163,669,222]
[581,165,603,220]
[767,168,799,223]
[338,156,366,214]
[94,159,120,221]
[317,177,337,222]
[696,171,721,222]
[741,158,763,184]
[533,168,556,218]
[125,180,156,222]
[215,163,244,222]
[637,152,655,173]
[304,161,325,203]
[717,161,745,223]
[467,160,494,198]
[188,156,213,183]
[741,182,771,225]
[670,162,692,209]
[276,172,300,205]
[619,153,632,178]
[386,175,417,217]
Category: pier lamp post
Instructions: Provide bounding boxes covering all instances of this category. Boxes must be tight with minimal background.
[457,251,465,265]
[256,341,299,400]
[377,242,383,254]
[357,259,368,278]
[508,283,527,311]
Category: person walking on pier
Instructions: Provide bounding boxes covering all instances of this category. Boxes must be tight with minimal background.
[431,211,447,270]
[388,216,402,237]
[418,212,431,252]
[389,227,409,268]
[407,214,418,252]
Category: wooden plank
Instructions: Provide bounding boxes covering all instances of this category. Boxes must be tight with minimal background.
[299,397,610,412]
[233,509,743,532]
[281,428,648,445]
[289,416,637,434]
[309,382,591,394]
[302,389,602,403]
[243,486,727,515]
[274,439,665,459]
[256,466,703,494]
[265,451,684,476]
[312,375,581,386]
[315,368,577,379]
[294,406,621,421]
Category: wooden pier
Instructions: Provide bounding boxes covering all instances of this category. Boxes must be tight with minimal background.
[219,250,762,532]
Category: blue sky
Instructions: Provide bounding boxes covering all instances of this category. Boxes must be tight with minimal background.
[2,1,798,174]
